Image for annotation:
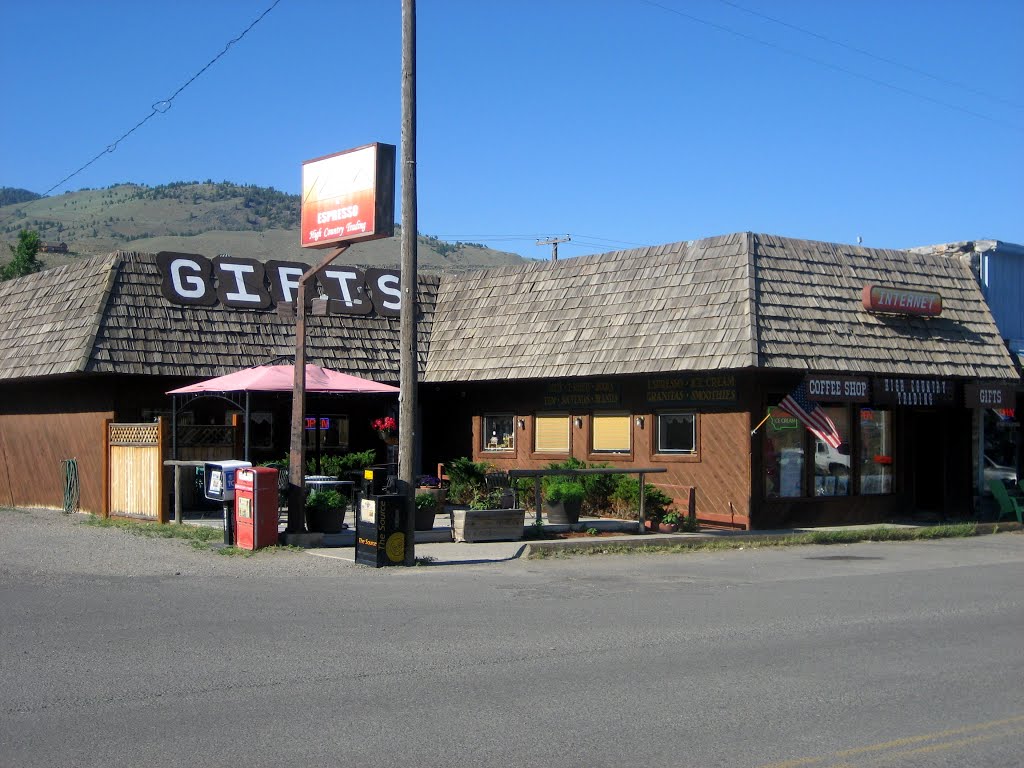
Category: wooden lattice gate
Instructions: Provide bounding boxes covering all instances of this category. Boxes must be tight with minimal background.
[107,421,166,521]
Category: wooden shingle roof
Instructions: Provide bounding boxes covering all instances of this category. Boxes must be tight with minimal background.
[425,232,1019,383]
[0,252,437,383]
[0,254,117,381]
[752,233,1017,379]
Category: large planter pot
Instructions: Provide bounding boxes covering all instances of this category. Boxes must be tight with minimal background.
[306,505,344,534]
[414,507,437,531]
[545,498,581,525]
[451,508,524,543]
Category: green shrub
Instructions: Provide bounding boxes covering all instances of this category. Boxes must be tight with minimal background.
[446,457,491,505]
[468,488,506,510]
[610,476,674,520]
[414,492,439,512]
[544,479,585,505]
[305,489,344,512]
[306,449,377,478]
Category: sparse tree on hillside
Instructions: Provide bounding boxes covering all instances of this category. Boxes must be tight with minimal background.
[1,229,43,280]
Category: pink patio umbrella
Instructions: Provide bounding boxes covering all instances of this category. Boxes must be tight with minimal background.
[167,364,399,461]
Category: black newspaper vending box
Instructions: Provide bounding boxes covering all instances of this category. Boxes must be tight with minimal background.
[355,466,406,567]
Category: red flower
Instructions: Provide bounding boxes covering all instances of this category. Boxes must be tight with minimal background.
[372,416,397,433]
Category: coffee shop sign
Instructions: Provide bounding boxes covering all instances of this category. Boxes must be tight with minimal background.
[156,251,401,317]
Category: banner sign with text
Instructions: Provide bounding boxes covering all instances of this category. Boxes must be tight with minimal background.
[963,383,1018,409]
[873,376,957,407]
[805,374,870,403]
[645,374,738,406]
[301,143,396,248]
[156,252,401,316]
[862,285,942,317]
[542,381,620,408]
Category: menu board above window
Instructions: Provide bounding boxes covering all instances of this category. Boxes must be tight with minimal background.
[646,374,737,406]
[874,377,956,407]
[543,381,620,408]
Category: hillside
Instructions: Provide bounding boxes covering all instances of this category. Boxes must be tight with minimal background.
[0,182,526,272]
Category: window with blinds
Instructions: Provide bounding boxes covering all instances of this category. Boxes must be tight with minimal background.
[534,414,569,453]
[592,414,631,453]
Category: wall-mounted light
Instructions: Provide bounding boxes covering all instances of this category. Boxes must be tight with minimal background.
[635,416,644,428]
[517,418,526,430]
[574,417,583,429]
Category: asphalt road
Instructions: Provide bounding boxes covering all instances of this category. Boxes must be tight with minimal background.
[1,507,1022,768]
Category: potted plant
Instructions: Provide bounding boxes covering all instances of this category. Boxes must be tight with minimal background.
[372,416,398,445]
[451,489,524,543]
[414,492,439,531]
[416,474,448,506]
[658,509,680,533]
[544,479,585,525]
[305,488,345,533]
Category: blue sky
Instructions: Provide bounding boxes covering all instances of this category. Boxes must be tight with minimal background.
[2,0,1021,259]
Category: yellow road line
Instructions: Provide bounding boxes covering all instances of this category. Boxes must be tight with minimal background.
[757,714,1024,768]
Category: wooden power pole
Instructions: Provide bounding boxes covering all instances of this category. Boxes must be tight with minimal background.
[537,235,570,261]
[399,0,418,566]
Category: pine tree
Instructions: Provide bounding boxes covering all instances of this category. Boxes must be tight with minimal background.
[1,229,43,281]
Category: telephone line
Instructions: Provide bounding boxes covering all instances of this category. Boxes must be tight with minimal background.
[41,0,283,197]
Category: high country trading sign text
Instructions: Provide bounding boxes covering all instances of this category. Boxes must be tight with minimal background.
[301,143,395,249]
[862,285,942,317]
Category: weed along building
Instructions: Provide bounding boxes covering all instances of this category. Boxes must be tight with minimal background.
[423,232,1020,529]
[0,232,1019,528]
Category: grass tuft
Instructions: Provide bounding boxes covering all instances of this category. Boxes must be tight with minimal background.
[528,522,980,559]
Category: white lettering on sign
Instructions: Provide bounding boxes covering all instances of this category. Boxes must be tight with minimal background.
[157,251,401,316]
[316,205,359,224]
[170,257,207,299]
[217,262,262,305]
[374,272,401,313]
[806,376,869,401]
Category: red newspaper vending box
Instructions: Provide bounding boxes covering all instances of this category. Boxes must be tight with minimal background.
[234,467,280,550]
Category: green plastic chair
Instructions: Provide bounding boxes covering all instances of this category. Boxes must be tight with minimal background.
[988,479,1023,524]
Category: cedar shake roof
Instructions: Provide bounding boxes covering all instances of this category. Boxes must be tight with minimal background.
[424,232,1020,383]
[425,233,755,382]
[0,253,118,380]
[1,235,1018,387]
[0,251,436,383]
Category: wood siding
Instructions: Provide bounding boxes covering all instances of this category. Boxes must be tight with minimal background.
[0,410,111,513]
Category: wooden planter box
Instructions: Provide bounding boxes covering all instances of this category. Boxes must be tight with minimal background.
[451,508,524,543]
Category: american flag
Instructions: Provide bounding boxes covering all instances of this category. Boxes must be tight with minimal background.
[779,382,843,449]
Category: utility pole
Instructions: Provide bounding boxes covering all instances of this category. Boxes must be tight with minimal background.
[399,0,418,566]
[537,235,570,261]
[286,244,349,534]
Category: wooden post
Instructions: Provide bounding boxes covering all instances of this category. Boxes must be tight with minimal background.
[287,245,349,533]
[638,471,647,534]
[399,0,418,566]
[174,465,183,524]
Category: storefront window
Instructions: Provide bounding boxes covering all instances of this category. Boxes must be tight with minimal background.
[657,412,696,453]
[859,408,893,494]
[764,406,804,498]
[534,414,569,453]
[303,414,349,449]
[592,413,631,453]
[812,406,852,497]
[483,414,515,451]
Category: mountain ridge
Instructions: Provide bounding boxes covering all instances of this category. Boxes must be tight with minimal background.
[0,182,527,272]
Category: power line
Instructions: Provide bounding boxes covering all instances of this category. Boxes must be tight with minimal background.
[711,0,1024,111]
[41,0,283,197]
[638,0,1024,133]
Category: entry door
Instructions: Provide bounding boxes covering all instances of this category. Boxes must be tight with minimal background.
[911,410,944,512]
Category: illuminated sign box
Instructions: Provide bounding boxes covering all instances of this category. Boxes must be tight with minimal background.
[301,143,396,249]
[862,285,942,317]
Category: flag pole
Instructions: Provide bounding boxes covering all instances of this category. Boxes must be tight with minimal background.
[750,410,773,436]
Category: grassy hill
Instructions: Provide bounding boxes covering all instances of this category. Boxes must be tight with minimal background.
[0,182,526,272]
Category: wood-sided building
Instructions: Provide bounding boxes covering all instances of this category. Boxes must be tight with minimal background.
[0,251,436,514]
[1,233,1019,528]
[423,232,1020,529]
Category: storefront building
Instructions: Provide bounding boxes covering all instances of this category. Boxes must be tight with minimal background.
[1,233,1019,528]
[423,233,1021,529]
